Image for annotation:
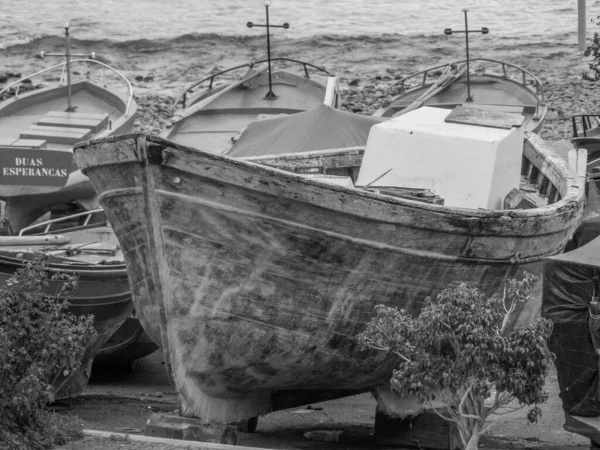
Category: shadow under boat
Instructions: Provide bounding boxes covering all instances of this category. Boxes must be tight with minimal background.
[73,103,585,427]
[0,25,137,234]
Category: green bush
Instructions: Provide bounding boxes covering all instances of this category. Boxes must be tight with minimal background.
[358,274,553,450]
[0,252,95,449]
[584,16,600,80]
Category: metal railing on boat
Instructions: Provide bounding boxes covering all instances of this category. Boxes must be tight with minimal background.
[387,58,543,98]
[19,209,107,237]
[572,113,600,138]
[172,57,333,111]
[0,59,134,115]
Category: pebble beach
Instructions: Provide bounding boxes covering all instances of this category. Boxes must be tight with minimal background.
[0,30,599,143]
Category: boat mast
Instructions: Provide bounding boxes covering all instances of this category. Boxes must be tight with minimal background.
[579,0,586,51]
[41,23,95,112]
[64,24,74,112]
[444,9,489,103]
[247,1,289,100]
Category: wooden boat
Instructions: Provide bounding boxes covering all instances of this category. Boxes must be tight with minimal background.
[74,106,586,425]
[166,59,339,154]
[563,114,600,250]
[0,210,134,398]
[19,209,158,372]
[0,26,137,233]
[373,58,547,133]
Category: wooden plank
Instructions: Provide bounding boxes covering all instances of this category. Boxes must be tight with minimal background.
[465,103,526,114]
[38,114,108,132]
[0,235,69,246]
[445,104,525,129]
[21,125,92,145]
[11,139,47,148]
[46,111,109,121]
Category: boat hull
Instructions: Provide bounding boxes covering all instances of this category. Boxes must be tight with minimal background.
[93,317,158,370]
[0,252,133,398]
[74,134,585,423]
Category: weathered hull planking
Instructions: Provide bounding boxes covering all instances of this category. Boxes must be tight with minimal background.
[74,134,586,423]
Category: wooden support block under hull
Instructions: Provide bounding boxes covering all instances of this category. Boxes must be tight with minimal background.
[145,413,239,445]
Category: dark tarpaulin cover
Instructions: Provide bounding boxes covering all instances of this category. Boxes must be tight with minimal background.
[225,104,385,158]
[542,235,600,416]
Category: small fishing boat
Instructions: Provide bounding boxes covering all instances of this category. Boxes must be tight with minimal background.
[563,113,600,250]
[0,25,137,233]
[165,3,340,154]
[0,209,136,397]
[374,58,547,133]
[74,105,585,426]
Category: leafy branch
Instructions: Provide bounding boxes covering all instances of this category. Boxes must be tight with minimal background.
[358,275,553,450]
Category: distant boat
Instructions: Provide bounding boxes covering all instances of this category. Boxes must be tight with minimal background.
[0,25,137,233]
[74,103,585,426]
[0,209,154,397]
[373,58,547,133]
[165,60,340,155]
[165,3,339,154]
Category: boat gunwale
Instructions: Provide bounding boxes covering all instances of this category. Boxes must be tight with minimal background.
[0,252,127,276]
[385,58,543,98]
[169,69,336,129]
[74,133,586,224]
[172,58,334,112]
[0,59,136,115]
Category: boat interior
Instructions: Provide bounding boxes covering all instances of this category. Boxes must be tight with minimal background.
[246,138,584,210]
[0,81,125,152]
[167,59,339,154]
[0,56,134,153]
[376,59,546,132]
[0,208,123,266]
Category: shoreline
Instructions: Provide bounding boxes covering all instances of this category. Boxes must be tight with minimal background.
[0,35,597,142]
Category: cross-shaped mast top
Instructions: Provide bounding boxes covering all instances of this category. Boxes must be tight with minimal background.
[444,9,489,102]
[247,1,290,99]
[40,24,95,112]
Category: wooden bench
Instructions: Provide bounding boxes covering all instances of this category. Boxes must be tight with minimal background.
[20,125,92,145]
[37,111,109,133]
[11,139,47,148]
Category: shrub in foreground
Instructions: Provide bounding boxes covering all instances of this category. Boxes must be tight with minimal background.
[358,274,553,450]
[0,252,95,449]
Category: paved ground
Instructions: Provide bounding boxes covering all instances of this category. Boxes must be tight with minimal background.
[56,430,266,450]
[50,350,593,450]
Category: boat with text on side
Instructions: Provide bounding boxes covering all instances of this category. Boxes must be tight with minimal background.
[373,58,547,133]
[0,24,137,233]
[73,104,585,430]
[164,2,340,154]
[0,209,133,398]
